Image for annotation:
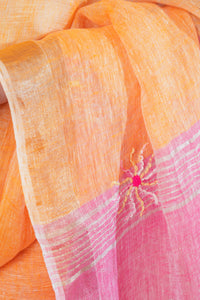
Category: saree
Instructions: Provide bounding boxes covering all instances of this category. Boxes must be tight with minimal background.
[0,0,200,298]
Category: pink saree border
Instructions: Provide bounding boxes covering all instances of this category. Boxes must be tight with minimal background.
[34,119,200,299]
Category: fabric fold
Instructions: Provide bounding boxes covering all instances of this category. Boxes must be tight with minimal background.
[0,0,200,299]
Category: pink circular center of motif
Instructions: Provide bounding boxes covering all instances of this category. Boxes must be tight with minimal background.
[132,175,141,187]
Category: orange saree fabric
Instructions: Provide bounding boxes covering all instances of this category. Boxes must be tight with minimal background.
[0,0,200,299]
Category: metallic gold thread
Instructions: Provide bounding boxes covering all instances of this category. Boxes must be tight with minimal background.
[112,145,157,217]
[118,185,133,215]
[140,154,154,178]
[135,187,145,216]
[141,180,158,186]
[111,177,132,187]
[130,148,138,175]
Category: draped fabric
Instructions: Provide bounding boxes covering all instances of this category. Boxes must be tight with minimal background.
[0,0,200,299]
